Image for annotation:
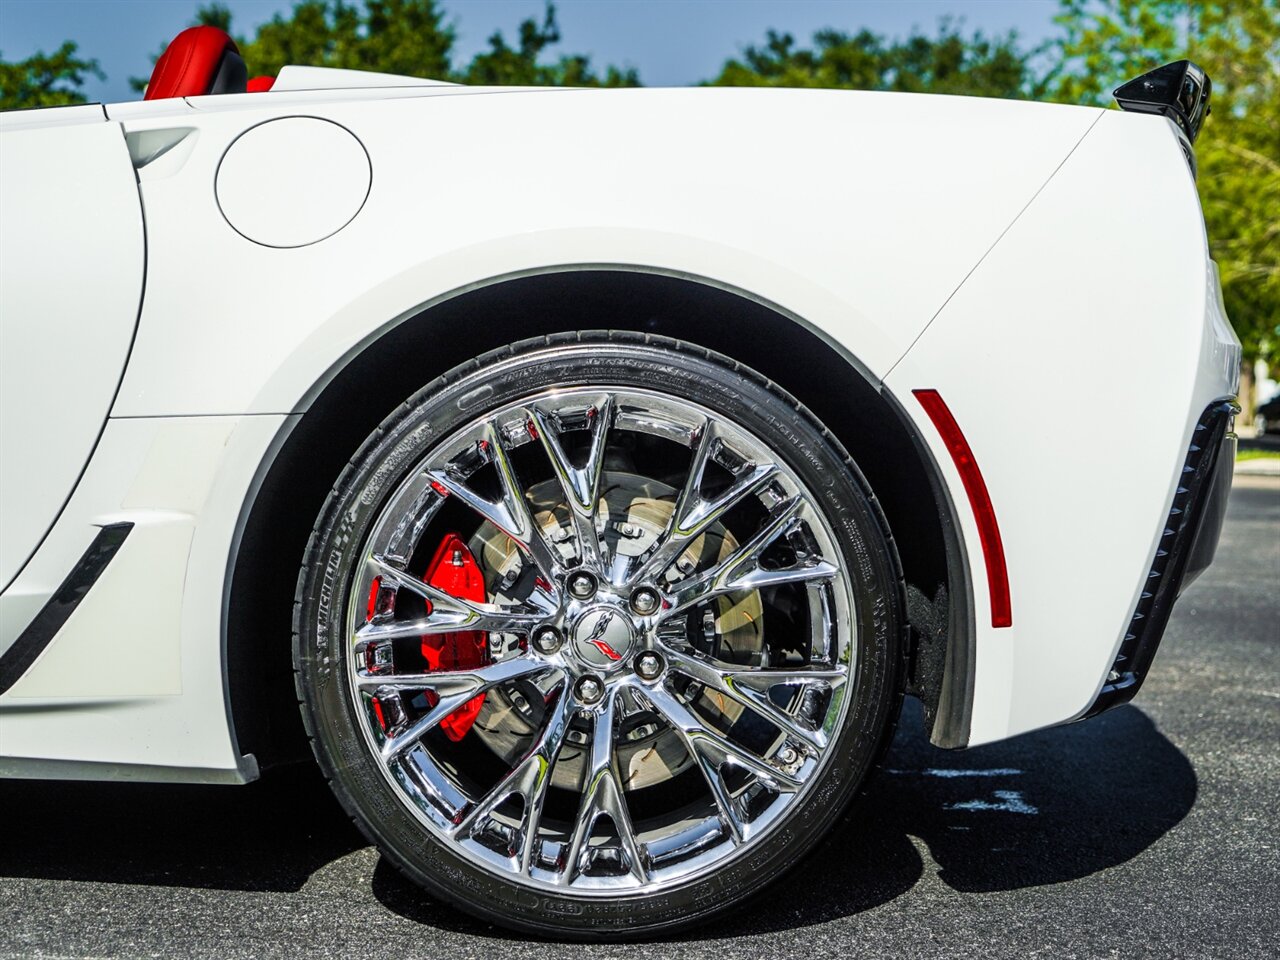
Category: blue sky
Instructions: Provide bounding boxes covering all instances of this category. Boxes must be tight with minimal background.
[1,0,1059,103]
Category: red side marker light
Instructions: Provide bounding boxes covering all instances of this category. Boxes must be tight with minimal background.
[913,389,1012,628]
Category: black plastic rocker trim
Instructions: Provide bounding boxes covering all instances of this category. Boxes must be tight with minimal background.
[0,523,132,695]
[1086,400,1237,718]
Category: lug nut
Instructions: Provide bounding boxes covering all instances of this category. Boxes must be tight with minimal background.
[634,651,664,681]
[630,587,661,616]
[575,676,605,704]
[567,571,598,600]
[532,625,562,655]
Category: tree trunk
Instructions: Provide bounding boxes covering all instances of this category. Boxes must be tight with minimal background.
[1239,357,1255,429]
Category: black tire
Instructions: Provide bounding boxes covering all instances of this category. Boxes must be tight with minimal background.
[292,332,904,938]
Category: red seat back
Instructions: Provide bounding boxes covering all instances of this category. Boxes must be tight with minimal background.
[145,26,246,100]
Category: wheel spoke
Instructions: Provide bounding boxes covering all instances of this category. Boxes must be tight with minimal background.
[664,498,838,616]
[363,556,546,636]
[561,688,647,884]
[377,657,551,759]
[663,648,845,750]
[452,674,575,872]
[380,474,449,563]
[691,745,747,844]
[646,680,747,843]
[362,652,548,695]
[637,682,804,792]
[632,420,779,584]
[427,420,563,585]
[529,395,613,571]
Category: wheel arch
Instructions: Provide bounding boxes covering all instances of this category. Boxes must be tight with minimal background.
[226,269,974,771]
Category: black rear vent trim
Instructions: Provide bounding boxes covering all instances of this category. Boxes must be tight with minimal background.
[1086,400,1235,717]
[0,523,133,695]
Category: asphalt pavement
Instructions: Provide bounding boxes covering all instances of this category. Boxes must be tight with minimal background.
[2,475,1277,960]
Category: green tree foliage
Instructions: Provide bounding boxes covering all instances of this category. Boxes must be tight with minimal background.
[460,3,637,87]
[708,21,1039,99]
[0,42,103,109]
[241,0,455,80]
[194,2,234,32]
[1048,0,1279,366]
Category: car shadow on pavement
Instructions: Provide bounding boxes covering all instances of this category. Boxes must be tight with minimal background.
[697,700,1198,938]
[0,700,1195,938]
[875,701,1199,895]
[685,701,1197,938]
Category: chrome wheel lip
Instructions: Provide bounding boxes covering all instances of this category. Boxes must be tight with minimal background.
[344,384,857,896]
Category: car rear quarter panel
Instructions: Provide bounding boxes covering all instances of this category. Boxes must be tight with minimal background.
[887,109,1240,744]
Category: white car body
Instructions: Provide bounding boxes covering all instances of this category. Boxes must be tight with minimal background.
[0,67,1239,783]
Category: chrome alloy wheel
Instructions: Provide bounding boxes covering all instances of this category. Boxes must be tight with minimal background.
[346,386,856,893]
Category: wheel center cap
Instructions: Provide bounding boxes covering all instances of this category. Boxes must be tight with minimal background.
[571,605,636,668]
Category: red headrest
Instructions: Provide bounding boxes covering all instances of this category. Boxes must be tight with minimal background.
[145,26,246,100]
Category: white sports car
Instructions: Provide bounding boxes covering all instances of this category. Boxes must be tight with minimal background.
[0,29,1239,936]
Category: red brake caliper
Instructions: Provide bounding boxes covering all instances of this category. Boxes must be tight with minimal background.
[419,532,490,741]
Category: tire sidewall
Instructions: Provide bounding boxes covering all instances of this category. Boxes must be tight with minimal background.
[294,336,901,937]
